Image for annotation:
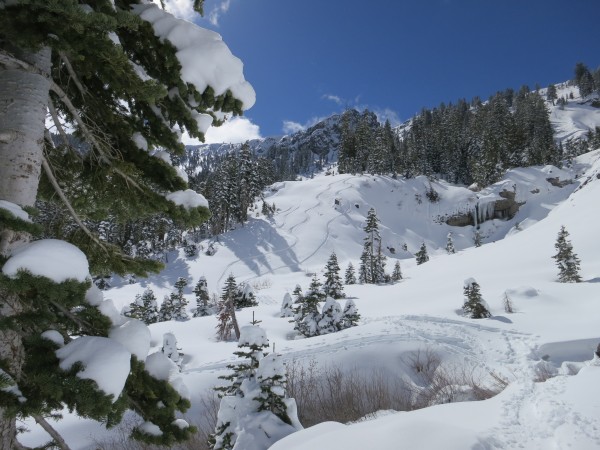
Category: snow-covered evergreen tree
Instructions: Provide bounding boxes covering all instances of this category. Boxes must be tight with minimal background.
[415,242,429,265]
[474,230,482,247]
[159,277,189,322]
[391,260,403,282]
[0,0,253,444]
[291,284,304,304]
[446,232,456,254]
[211,326,301,450]
[216,275,241,341]
[322,252,345,299]
[462,278,491,319]
[162,332,183,368]
[341,299,361,329]
[280,292,295,318]
[552,226,582,283]
[236,282,259,308]
[345,262,357,285]
[193,276,212,317]
[293,276,323,337]
[318,297,343,334]
[359,208,387,283]
[127,289,159,324]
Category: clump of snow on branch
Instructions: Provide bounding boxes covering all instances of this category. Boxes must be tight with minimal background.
[109,319,151,360]
[131,132,148,151]
[55,336,131,400]
[41,330,65,347]
[139,421,163,437]
[132,3,256,110]
[2,239,89,283]
[166,189,209,209]
[0,368,26,403]
[0,199,32,222]
[238,325,269,347]
[85,284,104,306]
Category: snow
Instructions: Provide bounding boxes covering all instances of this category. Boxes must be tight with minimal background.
[139,421,162,437]
[109,319,151,360]
[238,325,269,348]
[2,239,89,283]
[55,336,131,400]
[41,330,64,347]
[131,132,148,151]
[172,418,189,429]
[145,351,178,381]
[85,283,104,306]
[166,189,209,209]
[0,368,26,403]
[0,199,32,222]
[132,3,255,110]
[19,150,600,446]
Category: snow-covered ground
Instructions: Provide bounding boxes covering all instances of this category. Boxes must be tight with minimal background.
[18,146,600,449]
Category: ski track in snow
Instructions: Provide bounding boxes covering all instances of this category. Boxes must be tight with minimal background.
[184,314,536,378]
[218,178,354,285]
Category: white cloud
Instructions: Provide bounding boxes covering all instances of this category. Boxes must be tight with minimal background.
[181,116,261,145]
[208,0,232,26]
[282,116,329,135]
[372,107,402,127]
[282,120,306,134]
[322,94,343,105]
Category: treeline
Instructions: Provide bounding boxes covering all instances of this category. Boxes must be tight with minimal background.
[339,87,558,186]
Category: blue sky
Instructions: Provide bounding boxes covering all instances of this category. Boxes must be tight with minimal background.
[167,0,600,142]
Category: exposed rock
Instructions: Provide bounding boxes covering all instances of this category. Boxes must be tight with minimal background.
[546,177,573,188]
[445,189,523,227]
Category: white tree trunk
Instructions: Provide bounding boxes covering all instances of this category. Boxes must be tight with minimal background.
[0,44,52,450]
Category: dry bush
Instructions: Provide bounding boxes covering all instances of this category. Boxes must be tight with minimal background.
[251,278,272,290]
[93,392,219,450]
[286,359,412,427]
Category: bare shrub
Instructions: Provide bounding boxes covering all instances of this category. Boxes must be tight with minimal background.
[93,392,219,450]
[404,348,441,384]
[286,359,412,427]
[251,278,272,290]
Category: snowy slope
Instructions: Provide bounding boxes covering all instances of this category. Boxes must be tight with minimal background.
[18,148,600,449]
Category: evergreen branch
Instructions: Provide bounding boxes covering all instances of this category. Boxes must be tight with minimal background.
[33,415,72,450]
[58,51,87,99]
[47,298,94,332]
[41,153,110,255]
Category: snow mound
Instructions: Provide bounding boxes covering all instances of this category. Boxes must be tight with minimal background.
[56,336,131,400]
[109,319,151,360]
[2,239,89,283]
[41,330,64,347]
[145,352,179,381]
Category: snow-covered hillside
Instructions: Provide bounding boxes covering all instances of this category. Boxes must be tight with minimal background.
[20,148,600,449]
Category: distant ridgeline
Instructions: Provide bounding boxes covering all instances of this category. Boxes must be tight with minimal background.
[36,65,600,272]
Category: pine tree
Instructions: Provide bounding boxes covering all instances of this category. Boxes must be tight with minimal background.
[391,261,403,282]
[211,327,300,450]
[193,276,211,317]
[291,284,304,304]
[293,276,323,337]
[462,278,491,319]
[280,293,294,318]
[546,84,557,104]
[318,297,343,334]
[128,289,159,324]
[415,242,429,265]
[0,1,253,444]
[170,277,190,321]
[216,275,241,341]
[446,232,456,254]
[359,208,387,283]
[552,226,582,283]
[322,252,345,299]
[235,282,259,308]
[474,230,482,247]
[341,299,361,329]
[344,262,357,285]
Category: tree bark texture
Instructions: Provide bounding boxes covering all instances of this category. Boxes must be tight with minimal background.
[0,45,52,450]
